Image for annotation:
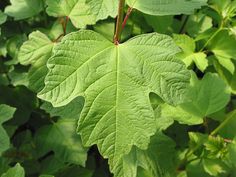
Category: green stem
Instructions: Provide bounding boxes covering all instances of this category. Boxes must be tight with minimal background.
[114,0,126,45]
[179,16,189,34]
[199,28,222,52]
[211,110,236,136]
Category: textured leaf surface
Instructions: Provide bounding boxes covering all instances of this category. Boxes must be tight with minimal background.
[127,0,207,16]
[4,0,43,20]
[86,0,118,20]
[18,31,54,92]
[35,118,87,166]
[1,163,24,177]
[46,0,118,28]
[38,30,190,173]
[0,104,16,154]
[46,0,93,28]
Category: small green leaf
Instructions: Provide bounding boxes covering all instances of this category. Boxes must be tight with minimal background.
[34,118,87,166]
[203,158,227,176]
[86,0,118,21]
[126,0,207,16]
[174,34,208,72]
[46,0,94,28]
[186,12,213,37]
[204,136,227,159]
[46,0,118,28]
[180,73,230,117]
[4,0,43,20]
[161,72,230,125]
[209,0,236,22]
[18,31,54,92]
[1,163,25,177]
[215,55,235,74]
[191,52,208,72]
[0,104,16,154]
[207,29,236,59]
[188,132,207,150]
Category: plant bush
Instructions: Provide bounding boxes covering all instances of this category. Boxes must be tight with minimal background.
[0,0,236,176]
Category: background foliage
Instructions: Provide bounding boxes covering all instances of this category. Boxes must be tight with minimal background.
[0,0,236,177]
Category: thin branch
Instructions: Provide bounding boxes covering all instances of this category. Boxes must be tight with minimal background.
[63,16,69,35]
[122,7,133,30]
[211,111,236,136]
[179,16,189,34]
[53,16,70,42]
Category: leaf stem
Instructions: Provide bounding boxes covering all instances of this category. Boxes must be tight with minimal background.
[122,7,133,30]
[63,16,69,35]
[114,0,126,45]
[199,28,222,52]
[210,110,236,136]
[179,15,189,34]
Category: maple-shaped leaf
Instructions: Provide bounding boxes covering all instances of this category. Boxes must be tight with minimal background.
[38,30,190,174]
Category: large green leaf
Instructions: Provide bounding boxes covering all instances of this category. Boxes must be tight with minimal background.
[1,163,24,177]
[38,30,190,174]
[34,118,87,166]
[18,31,54,92]
[4,0,43,20]
[126,0,207,16]
[0,104,16,154]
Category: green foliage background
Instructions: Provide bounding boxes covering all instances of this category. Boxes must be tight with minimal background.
[0,0,236,177]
